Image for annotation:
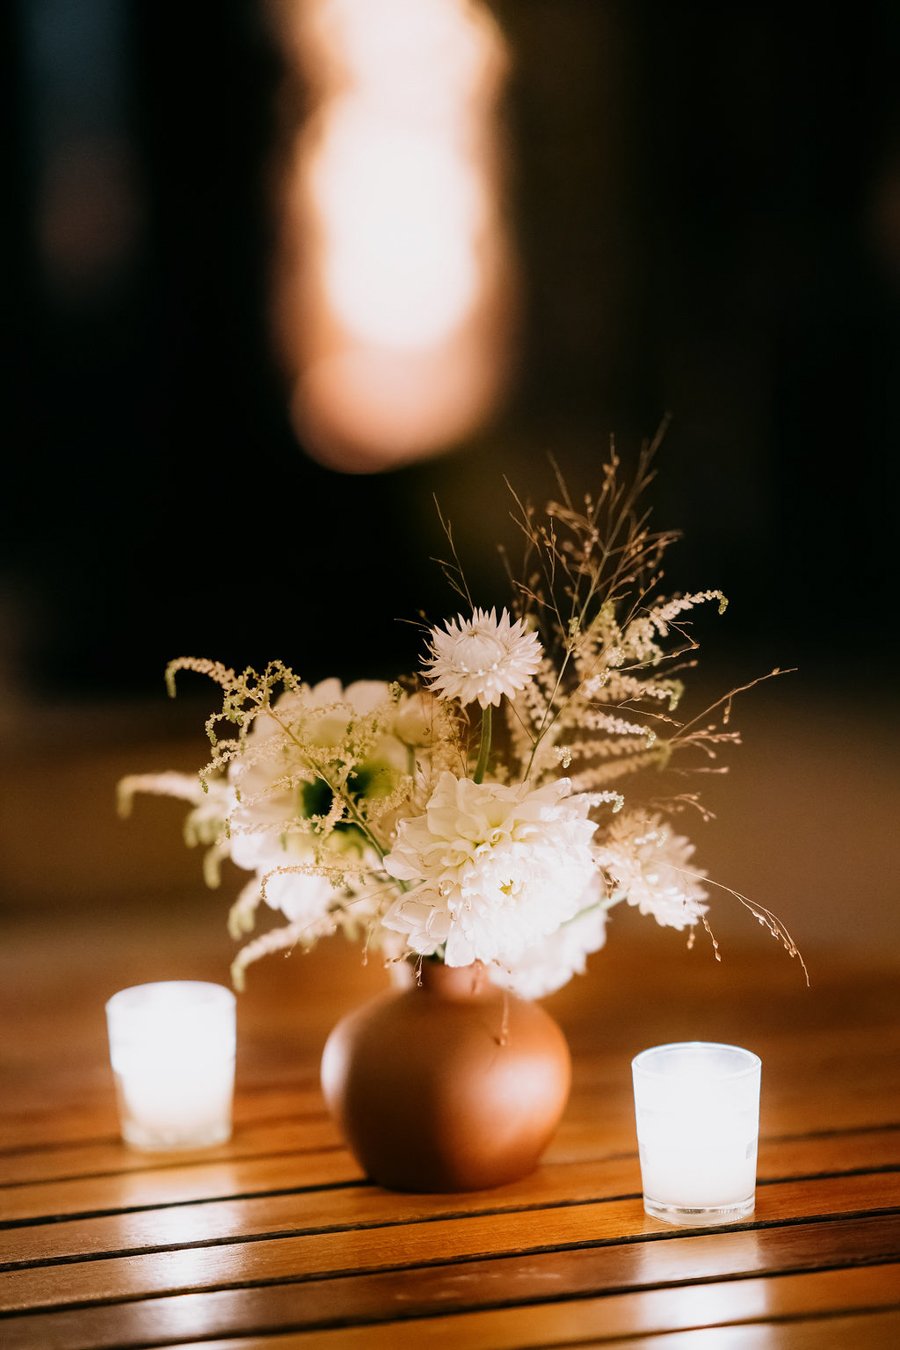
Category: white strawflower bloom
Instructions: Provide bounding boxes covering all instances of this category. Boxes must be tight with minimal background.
[596,811,708,931]
[382,771,598,967]
[424,607,542,709]
[489,881,609,1000]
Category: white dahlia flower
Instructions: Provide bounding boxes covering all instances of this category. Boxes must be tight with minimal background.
[489,881,609,1000]
[596,811,708,931]
[382,771,598,967]
[423,607,542,709]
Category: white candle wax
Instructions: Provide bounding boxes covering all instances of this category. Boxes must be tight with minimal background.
[632,1042,761,1226]
[106,981,236,1151]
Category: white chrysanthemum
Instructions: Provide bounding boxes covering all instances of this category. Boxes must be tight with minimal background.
[489,879,609,1000]
[382,771,598,967]
[424,607,542,709]
[224,679,442,973]
[596,811,708,930]
[228,678,405,876]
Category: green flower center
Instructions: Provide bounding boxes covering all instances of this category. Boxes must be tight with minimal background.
[297,759,396,830]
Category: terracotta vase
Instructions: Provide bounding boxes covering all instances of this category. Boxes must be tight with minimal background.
[320,960,571,1192]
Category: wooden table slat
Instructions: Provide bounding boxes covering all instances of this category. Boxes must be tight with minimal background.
[181,1314,900,1350]
[168,1264,900,1349]
[597,1311,900,1349]
[3,1216,899,1350]
[4,1128,899,1271]
[0,1150,366,1227]
[3,1171,899,1312]
[0,1115,343,1188]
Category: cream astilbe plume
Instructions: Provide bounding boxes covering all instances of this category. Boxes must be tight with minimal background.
[117,772,235,887]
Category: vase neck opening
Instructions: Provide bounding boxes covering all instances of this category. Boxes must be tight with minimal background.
[416,960,493,1001]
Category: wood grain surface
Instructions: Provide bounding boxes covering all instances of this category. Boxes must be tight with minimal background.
[1,902,898,1348]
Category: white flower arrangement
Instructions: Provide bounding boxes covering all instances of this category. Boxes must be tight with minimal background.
[119,443,805,998]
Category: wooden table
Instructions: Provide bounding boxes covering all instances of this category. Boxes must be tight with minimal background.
[1,905,898,1349]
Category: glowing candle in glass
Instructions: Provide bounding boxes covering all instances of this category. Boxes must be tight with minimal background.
[106,981,236,1151]
[632,1041,761,1226]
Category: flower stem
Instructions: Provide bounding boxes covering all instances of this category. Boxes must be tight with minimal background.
[473,704,492,784]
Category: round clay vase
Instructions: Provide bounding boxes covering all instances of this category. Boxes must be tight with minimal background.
[320,961,571,1192]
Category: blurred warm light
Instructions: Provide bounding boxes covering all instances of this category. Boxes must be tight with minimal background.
[272,0,515,472]
[311,103,485,348]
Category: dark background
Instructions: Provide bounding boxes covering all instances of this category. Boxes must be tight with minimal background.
[5,0,899,709]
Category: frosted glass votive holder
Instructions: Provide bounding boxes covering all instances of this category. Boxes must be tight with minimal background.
[106,981,236,1151]
[632,1041,761,1226]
